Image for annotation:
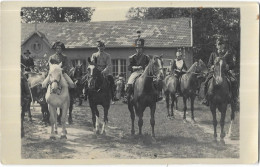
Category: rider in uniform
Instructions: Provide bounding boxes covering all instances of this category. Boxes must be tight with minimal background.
[171,49,187,97]
[202,36,239,109]
[42,41,75,88]
[90,40,117,101]
[21,50,34,73]
[123,31,163,103]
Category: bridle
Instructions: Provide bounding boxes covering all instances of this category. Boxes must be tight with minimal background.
[147,57,164,78]
[49,74,62,95]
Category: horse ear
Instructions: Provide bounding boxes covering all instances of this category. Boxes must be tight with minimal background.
[59,62,62,68]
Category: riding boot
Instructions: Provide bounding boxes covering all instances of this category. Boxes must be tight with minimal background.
[175,78,182,97]
[122,84,132,104]
[201,81,209,106]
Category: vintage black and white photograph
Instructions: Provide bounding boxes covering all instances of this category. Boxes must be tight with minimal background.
[19,6,242,159]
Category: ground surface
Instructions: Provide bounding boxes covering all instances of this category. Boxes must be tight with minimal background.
[22,98,239,159]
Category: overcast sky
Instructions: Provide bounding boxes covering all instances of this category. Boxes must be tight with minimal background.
[91,7,129,22]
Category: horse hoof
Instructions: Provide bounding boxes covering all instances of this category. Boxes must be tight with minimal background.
[220,139,225,145]
[183,119,187,123]
[29,118,33,122]
[55,131,58,134]
[68,119,73,125]
[61,135,67,139]
[191,119,196,124]
[101,131,106,136]
[50,136,56,140]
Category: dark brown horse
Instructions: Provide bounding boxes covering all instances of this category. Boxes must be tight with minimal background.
[180,59,208,123]
[128,55,164,137]
[207,57,235,144]
[87,57,112,135]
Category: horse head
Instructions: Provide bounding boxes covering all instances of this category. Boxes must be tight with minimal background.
[148,55,165,80]
[48,62,64,94]
[87,57,102,90]
[188,59,208,76]
[213,57,227,85]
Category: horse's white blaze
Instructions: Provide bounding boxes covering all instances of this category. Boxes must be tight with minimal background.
[95,116,99,132]
[219,60,222,78]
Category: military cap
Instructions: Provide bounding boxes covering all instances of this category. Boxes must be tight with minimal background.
[176,50,183,57]
[52,41,65,50]
[24,49,31,55]
[135,38,145,48]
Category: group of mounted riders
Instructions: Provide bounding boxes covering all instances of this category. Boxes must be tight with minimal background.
[21,30,239,138]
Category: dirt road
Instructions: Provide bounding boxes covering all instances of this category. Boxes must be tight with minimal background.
[22,99,239,159]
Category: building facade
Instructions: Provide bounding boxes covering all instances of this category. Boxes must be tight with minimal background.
[21,18,193,79]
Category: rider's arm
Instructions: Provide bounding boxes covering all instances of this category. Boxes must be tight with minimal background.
[128,56,135,72]
[103,54,112,74]
[182,61,188,71]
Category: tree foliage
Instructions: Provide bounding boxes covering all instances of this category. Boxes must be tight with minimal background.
[21,7,95,23]
[126,8,240,64]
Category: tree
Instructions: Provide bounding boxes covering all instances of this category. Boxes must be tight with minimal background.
[21,7,95,23]
[126,8,240,65]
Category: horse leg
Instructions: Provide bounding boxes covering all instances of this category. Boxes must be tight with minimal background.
[128,103,135,135]
[150,104,156,138]
[228,103,236,138]
[190,96,196,123]
[165,92,170,118]
[137,108,144,136]
[49,105,57,140]
[57,108,62,125]
[60,104,68,139]
[101,106,109,135]
[91,105,100,134]
[183,97,187,122]
[27,102,32,122]
[21,106,26,137]
[68,97,73,124]
[219,104,227,145]
[210,104,217,142]
[170,93,175,118]
[175,96,178,111]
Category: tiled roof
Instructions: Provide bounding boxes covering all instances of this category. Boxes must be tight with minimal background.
[21,18,192,48]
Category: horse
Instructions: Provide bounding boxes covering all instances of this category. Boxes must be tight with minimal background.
[21,72,31,137]
[115,77,125,101]
[207,57,236,144]
[180,59,208,123]
[26,71,49,124]
[45,62,70,139]
[162,73,179,119]
[128,55,164,137]
[87,57,112,135]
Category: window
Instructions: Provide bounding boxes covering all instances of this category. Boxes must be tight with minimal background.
[112,59,127,79]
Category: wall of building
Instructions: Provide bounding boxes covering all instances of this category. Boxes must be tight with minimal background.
[22,36,193,78]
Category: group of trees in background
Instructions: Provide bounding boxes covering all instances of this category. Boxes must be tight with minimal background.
[126,7,240,65]
[21,7,95,23]
[21,7,240,66]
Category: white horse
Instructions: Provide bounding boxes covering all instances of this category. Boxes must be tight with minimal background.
[45,62,70,139]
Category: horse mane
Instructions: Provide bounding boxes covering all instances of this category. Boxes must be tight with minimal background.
[187,61,198,73]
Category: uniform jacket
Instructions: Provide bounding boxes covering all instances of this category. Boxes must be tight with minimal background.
[91,51,112,75]
[128,53,150,73]
[208,50,235,70]
[171,59,187,72]
[21,56,34,71]
[48,53,71,73]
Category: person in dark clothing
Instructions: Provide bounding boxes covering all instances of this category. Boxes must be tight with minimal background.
[21,50,34,72]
